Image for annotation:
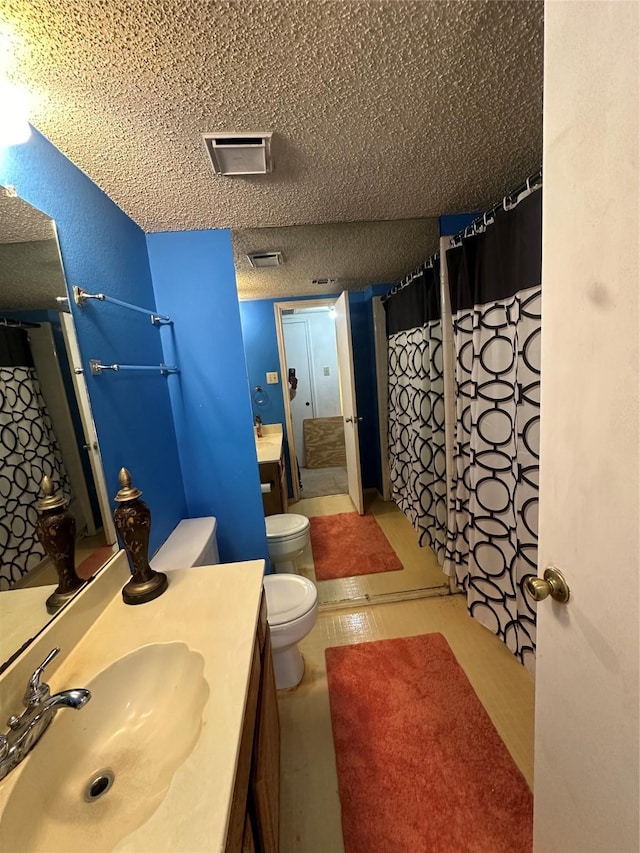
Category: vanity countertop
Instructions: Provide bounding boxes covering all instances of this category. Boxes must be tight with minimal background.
[0,585,58,666]
[255,423,283,464]
[0,552,266,852]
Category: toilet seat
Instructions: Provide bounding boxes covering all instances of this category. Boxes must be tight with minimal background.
[263,574,317,626]
[265,514,310,542]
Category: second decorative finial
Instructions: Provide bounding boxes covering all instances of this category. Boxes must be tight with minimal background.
[113,467,168,605]
[35,475,82,614]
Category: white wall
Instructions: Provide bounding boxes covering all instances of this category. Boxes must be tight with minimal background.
[304,311,341,418]
[534,3,639,851]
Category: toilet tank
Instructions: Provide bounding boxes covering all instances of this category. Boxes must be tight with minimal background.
[150,517,219,571]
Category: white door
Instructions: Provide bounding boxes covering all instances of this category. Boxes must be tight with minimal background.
[334,291,364,515]
[534,5,638,851]
[282,319,315,468]
[60,314,117,545]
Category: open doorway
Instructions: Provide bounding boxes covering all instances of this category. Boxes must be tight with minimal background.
[282,305,346,498]
[274,294,449,608]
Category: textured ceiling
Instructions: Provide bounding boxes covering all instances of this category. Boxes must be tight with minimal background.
[0,190,56,243]
[0,238,67,310]
[1,0,544,297]
[233,218,441,299]
[0,192,66,309]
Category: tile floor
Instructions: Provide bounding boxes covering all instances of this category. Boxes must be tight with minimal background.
[278,594,535,853]
[290,493,449,606]
[299,466,348,499]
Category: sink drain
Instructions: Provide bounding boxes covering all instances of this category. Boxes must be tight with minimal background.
[84,769,115,802]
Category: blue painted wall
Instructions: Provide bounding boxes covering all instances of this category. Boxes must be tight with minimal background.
[348,291,380,491]
[147,230,268,566]
[1,128,187,554]
[439,212,479,237]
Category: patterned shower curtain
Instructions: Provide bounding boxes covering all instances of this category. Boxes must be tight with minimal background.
[444,189,542,672]
[385,262,447,564]
[0,325,70,589]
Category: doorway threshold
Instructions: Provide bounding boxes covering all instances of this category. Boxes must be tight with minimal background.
[318,583,452,614]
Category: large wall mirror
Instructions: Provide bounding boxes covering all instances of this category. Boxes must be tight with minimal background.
[0,189,117,671]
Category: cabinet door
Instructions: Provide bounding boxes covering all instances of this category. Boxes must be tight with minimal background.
[251,627,281,853]
[225,642,261,853]
[242,811,256,853]
[260,461,282,516]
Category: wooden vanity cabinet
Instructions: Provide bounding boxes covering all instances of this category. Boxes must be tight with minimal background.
[226,592,280,853]
[259,452,288,516]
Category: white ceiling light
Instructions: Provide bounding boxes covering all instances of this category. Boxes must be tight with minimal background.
[202,131,273,176]
[0,79,31,148]
[247,251,283,268]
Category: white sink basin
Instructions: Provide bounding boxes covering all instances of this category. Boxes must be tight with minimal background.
[1,642,209,852]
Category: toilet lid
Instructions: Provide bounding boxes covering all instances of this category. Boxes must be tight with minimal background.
[263,574,317,626]
[265,513,310,540]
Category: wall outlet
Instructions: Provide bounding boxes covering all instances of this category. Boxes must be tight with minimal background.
[266,371,279,384]
[323,366,330,376]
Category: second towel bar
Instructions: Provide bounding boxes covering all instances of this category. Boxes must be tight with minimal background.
[90,360,179,376]
[74,286,172,325]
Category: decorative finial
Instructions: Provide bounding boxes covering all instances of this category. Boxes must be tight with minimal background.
[114,467,142,502]
[113,466,168,605]
[34,476,81,613]
[36,475,66,511]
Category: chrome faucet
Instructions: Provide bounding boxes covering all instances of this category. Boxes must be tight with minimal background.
[0,648,91,781]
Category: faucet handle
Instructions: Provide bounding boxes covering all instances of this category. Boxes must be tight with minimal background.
[24,648,60,706]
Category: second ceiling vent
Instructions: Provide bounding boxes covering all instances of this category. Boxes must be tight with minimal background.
[202,132,273,176]
[247,251,283,268]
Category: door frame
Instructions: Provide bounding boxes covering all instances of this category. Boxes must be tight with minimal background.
[60,312,117,545]
[371,296,391,501]
[274,297,340,503]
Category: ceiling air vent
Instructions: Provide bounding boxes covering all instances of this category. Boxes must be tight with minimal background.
[202,132,273,176]
[311,278,338,287]
[247,251,283,268]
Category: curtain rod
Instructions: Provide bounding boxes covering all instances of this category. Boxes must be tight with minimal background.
[381,166,543,306]
[449,166,542,247]
[381,249,440,304]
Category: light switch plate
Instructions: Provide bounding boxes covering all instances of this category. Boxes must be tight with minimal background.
[266,371,279,384]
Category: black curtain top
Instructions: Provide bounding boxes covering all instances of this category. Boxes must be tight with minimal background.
[0,326,34,368]
[447,188,542,314]
[385,259,441,336]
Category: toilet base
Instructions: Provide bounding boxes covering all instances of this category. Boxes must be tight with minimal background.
[272,645,305,690]
[272,558,298,574]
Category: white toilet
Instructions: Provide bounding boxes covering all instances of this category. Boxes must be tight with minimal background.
[265,513,310,574]
[263,573,318,689]
[151,515,318,690]
[150,517,220,570]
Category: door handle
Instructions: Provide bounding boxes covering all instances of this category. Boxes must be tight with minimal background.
[345,417,364,424]
[524,566,570,604]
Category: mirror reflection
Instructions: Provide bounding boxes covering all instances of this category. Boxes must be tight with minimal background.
[233,218,450,607]
[0,191,116,669]
[232,218,441,300]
